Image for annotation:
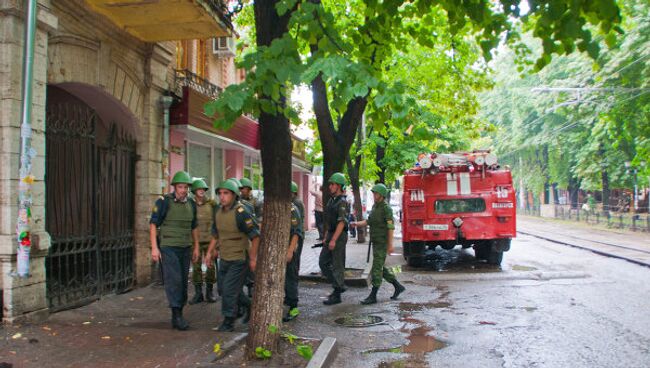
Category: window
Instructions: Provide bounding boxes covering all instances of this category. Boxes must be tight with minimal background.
[187,142,212,191]
[197,39,207,78]
[243,155,262,189]
[176,41,188,70]
[213,147,223,186]
[435,198,486,214]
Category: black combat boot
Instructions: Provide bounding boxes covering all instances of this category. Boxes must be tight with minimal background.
[171,307,189,331]
[216,317,235,332]
[205,284,217,303]
[189,284,204,305]
[361,286,379,305]
[323,288,342,305]
[390,280,406,300]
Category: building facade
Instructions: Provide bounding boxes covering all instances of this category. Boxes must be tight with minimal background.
[0,0,233,322]
[167,38,314,228]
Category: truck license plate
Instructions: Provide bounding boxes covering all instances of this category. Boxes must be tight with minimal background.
[424,224,448,230]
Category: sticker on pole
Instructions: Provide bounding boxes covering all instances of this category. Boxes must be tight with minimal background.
[423,224,448,231]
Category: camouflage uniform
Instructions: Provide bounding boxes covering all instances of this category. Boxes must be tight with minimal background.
[367,201,397,287]
[284,203,304,313]
[319,194,350,296]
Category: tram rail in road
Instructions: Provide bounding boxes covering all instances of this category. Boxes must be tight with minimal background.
[518,229,650,269]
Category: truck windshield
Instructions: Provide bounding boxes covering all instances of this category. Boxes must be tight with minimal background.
[435,198,486,214]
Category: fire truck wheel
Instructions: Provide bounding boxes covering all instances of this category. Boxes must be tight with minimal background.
[407,256,424,267]
[487,250,503,265]
[474,242,490,260]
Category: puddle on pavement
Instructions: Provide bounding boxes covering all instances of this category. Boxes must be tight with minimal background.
[363,325,447,355]
[403,326,447,353]
[410,248,503,273]
[398,301,451,312]
[512,265,538,271]
[334,314,385,327]
[377,360,428,368]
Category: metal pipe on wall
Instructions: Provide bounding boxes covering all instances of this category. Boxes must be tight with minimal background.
[160,95,174,194]
[15,0,39,278]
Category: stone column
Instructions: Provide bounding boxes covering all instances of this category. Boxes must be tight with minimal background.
[133,42,174,286]
[0,1,58,323]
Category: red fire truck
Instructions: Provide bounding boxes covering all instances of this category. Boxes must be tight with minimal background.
[401,150,516,266]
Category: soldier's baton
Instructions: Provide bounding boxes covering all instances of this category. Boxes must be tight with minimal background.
[366,239,372,263]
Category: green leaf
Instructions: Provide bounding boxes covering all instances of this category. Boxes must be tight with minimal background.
[267,324,278,334]
[282,332,297,344]
[296,344,313,360]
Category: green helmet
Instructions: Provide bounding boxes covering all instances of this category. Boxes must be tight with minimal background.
[328,172,346,189]
[217,179,240,195]
[371,183,389,198]
[191,178,209,192]
[171,171,192,185]
[240,177,253,189]
[228,177,243,189]
[291,181,298,193]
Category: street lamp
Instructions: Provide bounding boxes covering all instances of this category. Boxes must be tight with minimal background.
[625,161,646,212]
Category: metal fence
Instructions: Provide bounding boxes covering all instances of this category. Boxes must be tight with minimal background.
[519,205,650,232]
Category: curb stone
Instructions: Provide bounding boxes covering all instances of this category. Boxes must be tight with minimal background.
[207,332,248,363]
[205,333,337,368]
[306,337,337,368]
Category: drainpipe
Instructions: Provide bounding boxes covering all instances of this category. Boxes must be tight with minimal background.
[160,96,174,194]
[15,0,38,278]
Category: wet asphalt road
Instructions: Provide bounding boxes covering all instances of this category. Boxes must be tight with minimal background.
[289,232,650,368]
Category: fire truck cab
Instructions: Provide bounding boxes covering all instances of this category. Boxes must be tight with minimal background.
[401,150,516,266]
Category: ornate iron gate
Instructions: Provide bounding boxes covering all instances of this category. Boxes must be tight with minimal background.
[45,87,136,311]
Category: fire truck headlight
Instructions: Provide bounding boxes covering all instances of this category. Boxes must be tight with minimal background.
[475,155,485,165]
[452,217,463,228]
[485,153,498,166]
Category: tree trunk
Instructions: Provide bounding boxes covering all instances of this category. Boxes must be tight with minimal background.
[247,0,293,359]
[346,154,365,243]
[568,176,579,210]
[376,130,387,183]
[601,169,610,215]
[599,145,610,215]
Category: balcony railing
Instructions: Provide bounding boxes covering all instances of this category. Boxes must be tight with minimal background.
[174,69,223,100]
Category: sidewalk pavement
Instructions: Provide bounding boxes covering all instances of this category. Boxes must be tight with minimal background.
[299,228,372,286]
[1,226,405,367]
[518,215,650,267]
[0,284,238,367]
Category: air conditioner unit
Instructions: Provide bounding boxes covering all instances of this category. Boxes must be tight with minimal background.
[213,36,236,57]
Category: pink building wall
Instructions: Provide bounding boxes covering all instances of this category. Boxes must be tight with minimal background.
[168,130,187,191]
[225,150,244,179]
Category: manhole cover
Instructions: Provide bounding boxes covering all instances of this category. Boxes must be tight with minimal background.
[334,314,384,327]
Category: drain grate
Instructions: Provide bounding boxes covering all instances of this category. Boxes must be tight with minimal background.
[334,314,384,327]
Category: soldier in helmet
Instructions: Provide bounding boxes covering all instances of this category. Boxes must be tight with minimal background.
[188,178,218,305]
[239,177,263,223]
[235,177,258,297]
[228,177,254,216]
[319,172,351,305]
[149,171,199,330]
[206,179,260,332]
[290,181,305,268]
[351,183,405,304]
[283,201,304,322]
